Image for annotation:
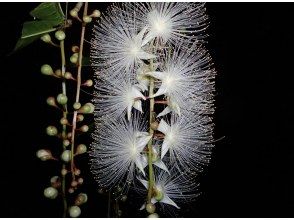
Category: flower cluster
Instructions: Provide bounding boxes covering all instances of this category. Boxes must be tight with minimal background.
[90,2,215,216]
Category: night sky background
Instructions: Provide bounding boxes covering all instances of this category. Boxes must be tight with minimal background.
[1,2,294,218]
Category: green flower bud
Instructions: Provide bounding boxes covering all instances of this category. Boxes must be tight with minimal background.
[76,144,87,155]
[80,125,89,133]
[70,9,78,17]
[75,193,88,206]
[91,10,101,18]
[64,72,73,79]
[69,206,81,218]
[79,103,95,114]
[60,117,68,125]
[36,149,52,161]
[148,213,159,218]
[61,150,71,162]
[83,79,93,87]
[63,139,70,147]
[73,102,81,110]
[41,64,53,76]
[55,69,62,77]
[55,30,66,41]
[154,188,164,201]
[57,94,68,105]
[77,114,84,122]
[41,34,51,43]
[146,203,156,214]
[44,187,58,199]
[83,15,92,23]
[46,97,56,106]
[70,53,79,64]
[46,126,58,136]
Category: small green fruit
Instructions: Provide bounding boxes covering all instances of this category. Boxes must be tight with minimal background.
[73,102,81,110]
[79,103,95,114]
[84,79,93,87]
[46,97,56,106]
[83,16,92,23]
[146,203,156,214]
[70,9,78,17]
[75,193,88,205]
[70,53,79,64]
[46,126,58,136]
[64,72,73,79]
[60,117,68,125]
[80,125,89,133]
[55,30,66,41]
[36,149,52,161]
[61,150,71,162]
[63,139,70,147]
[77,114,84,122]
[41,64,53,76]
[44,187,58,199]
[57,94,68,105]
[41,34,51,43]
[69,206,81,218]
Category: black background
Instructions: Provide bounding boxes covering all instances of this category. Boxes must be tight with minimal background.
[1,2,294,217]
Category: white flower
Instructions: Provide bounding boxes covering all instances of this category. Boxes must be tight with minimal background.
[91,6,156,76]
[138,168,199,210]
[123,2,208,45]
[94,75,146,120]
[145,42,215,117]
[91,115,151,190]
[157,113,214,173]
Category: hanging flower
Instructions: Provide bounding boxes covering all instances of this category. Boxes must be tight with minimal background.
[138,168,199,210]
[94,75,146,121]
[91,6,156,76]
[145,42,215,117]
[91,115,151,190]
[157,113,214,173]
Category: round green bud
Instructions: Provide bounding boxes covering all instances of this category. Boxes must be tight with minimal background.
[92,10,101,18]
[73,102,81,110]
[57,94,68,105]
[63,139,70,147]
[76,144,87,155]
[70,9,78,17]
[77,177,84,185]
[36,149,52,161]
[71,180,78,187]
[77,114,84,122]
[75,193,88,206]
[148,213,159,218]
[71,45,79,53]
[44,187,58,199]
[70,53,79,64]
[41,34,51,43]
[84,79,93,87]
[60,117,68,125]
[50,176,61,188]
[61,168,68,176]
[46,126,58,136]
[41,64,53,76]
[83,16,92,23]
[146,203,156,214]
[69,206,81,218]
[79,103,95,114]
[74,168,81,176]
[80,125,89,133]
[46,97,56,106]
[55,69,62,77]
[61,150,71,162]
[68,188,75,194]
[55,30,66,41]
[64,72,73,79]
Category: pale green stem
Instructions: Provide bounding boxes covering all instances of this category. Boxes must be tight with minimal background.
[70,2,88,179]
[60,39,68,217]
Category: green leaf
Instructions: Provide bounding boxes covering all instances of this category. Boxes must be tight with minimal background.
[30,3,65,26]
[13,21,56,51]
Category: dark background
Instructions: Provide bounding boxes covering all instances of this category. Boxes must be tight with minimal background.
[0,2,294,217]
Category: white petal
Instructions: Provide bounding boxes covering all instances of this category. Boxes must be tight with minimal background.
[141,155,148,169]
[137,51,156,60]
[133,100,143,112]
[154,160,170,174]
[157,119,170,134]
[157,106,172,118]
[141,32,155,47]
[161,140,170,159]
[135,157,146,176]
[137,26,148,43]
[169,98,181,116]
[127,102,133,121]
[139,203,146,210]
[151,84,168,98]
[131,86,146,100]
[161,194,180,209]
[138,178,149,189]
[136,135,152,152]
[145,71,165,80]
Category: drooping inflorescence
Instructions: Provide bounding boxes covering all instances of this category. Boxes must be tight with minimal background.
[90,2,216,217]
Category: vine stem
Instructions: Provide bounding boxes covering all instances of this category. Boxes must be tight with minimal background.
[70,2,88,179]
[60,39,68,218]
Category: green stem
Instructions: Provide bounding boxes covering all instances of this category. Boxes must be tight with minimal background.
[70,2,88,179]
[60,39,68,217]
[147,75,155,203]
